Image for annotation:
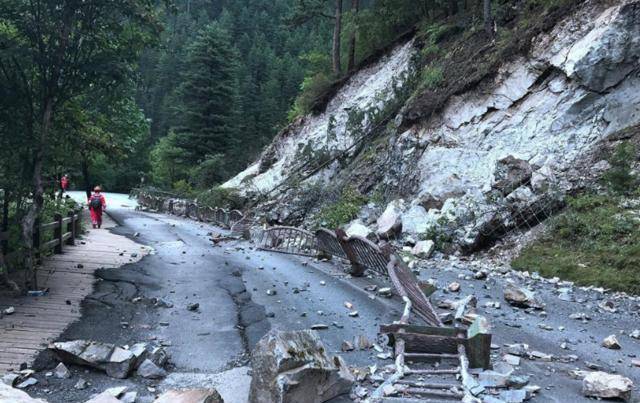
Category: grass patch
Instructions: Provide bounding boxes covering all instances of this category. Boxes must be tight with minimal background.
[512,193,640,294]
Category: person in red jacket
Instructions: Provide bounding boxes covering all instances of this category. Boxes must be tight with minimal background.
[60,175,69,192]
[88,186,106,229]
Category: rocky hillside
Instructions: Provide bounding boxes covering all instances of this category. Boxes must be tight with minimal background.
[224,0,640,253]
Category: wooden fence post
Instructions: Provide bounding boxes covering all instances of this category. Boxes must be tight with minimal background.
[67,210,75,245]
[74,208,82,236]
[54,213,63,254]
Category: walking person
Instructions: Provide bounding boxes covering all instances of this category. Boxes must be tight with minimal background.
[88,186,106,229]
[58,174,69,199]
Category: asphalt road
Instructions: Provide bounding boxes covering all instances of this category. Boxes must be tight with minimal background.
[26,192,640,403]
[28,194,398,403]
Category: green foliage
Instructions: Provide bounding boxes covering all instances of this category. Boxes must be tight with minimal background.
[317,187,367,229]
[420,66,444,89]
[195,187,243,210]
[149,132,190,188]
[602,142,638,195]
[288,72,334,120]
[173,23,242,165]
[512,192,640,293]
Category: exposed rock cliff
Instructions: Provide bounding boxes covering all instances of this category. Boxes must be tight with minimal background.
[225,0,640,252]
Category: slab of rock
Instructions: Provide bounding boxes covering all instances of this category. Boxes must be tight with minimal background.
[582,371,633,401]
[137,359,167,379]
[0,382,48,403]
[105,347,136,379]
[412,240,435,259]
[153,389,223,403]
[376,200,404,239]
[249,330,354,403]
[503,283,543,309]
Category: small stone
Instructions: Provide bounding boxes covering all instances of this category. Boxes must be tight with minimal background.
[16,377,38,389]
[630,329,640,339]
[341,341,354,352]
[378,287,393,298]
[310,324,328,330]
[474,270,488,280]
[3,306,15,315]
[602,334,621,350]
[74,378,87,390]
[54,363,71,379]
[320,281,326,286]
[187,302,200,311]
[344,302,353,309]
[448,282,460,292]
[348,311,359,317]
[266,289,277,296]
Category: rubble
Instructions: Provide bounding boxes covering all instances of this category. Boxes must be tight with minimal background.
[582,371,633,401]
[249,330,354,403]
[48,340,168,380]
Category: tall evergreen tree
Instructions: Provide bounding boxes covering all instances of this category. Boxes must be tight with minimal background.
[173,23,241,171]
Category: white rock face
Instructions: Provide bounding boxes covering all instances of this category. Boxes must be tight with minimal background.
[226,0,640,248]
[223,41,415,193]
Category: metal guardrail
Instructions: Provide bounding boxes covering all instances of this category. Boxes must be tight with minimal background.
[257,226,319,257]
[134,192,246,231]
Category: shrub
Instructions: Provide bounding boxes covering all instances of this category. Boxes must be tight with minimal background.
[420,66,444,90]
[602,142,638,195]
[195,186,243,210]
[317,187,367,229]
[288,72,334,120]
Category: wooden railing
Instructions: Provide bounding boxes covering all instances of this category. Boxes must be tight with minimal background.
[1,209,82,287]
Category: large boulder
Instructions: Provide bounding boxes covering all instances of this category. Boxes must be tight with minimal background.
[249,330,354,403]
[582,371,633,401]
[344,219,372,238]
[376,200,405,239]
[492,156,532,195]
[401,204,432,235]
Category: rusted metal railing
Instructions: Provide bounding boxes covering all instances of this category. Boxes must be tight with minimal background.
[257,226,319,257]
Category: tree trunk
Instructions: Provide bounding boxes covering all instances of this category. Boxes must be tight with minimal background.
[21,97,53,290]
[0,192,20,293]
[347,0,359,72]
[332,0,343,76]
[449,0,458,16]
[483,0,493,36]
[82,158,91,200]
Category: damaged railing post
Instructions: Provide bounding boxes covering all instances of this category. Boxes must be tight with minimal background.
[335,228,365,277]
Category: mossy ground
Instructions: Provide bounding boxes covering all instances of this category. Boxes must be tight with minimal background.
[512,193,640,294]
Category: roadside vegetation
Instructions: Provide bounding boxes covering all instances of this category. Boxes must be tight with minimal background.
[512,142,640,294]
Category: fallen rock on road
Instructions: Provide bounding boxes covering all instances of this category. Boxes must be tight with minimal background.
[249,329,354,403]
[582,371,633,401]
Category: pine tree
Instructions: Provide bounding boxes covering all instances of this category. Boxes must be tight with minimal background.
[173,23,242,167]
